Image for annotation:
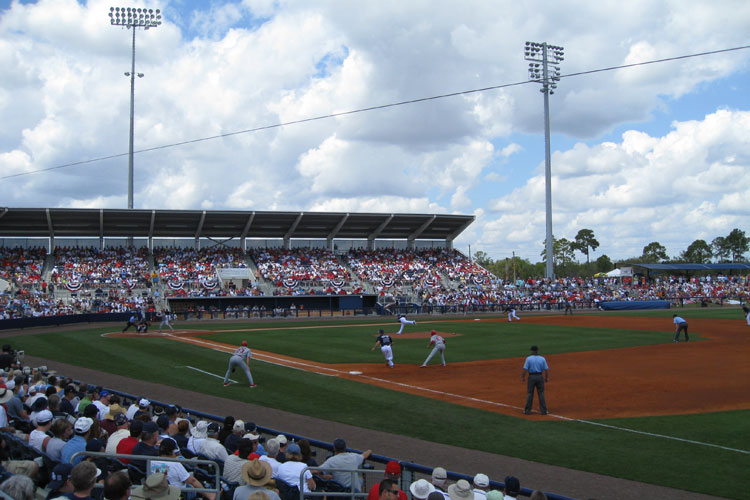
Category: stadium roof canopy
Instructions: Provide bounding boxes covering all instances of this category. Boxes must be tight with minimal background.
[632,263,750,271]
[0,207,474,242]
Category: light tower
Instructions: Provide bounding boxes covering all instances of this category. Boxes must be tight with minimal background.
[525,41,563,280]
[108,6,162,209]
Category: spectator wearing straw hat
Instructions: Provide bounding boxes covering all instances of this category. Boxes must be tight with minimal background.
[366,461,407,500]
[131,473,181,500]
[234,460,281,500]
[448,480,474,500]
[101,404,125,435]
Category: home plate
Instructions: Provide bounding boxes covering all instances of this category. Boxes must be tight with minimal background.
[348,371,362,375]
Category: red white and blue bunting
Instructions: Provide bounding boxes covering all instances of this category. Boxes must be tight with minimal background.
[167,279,183,290]
[65,280,82,292]
[201,278,218,290]
[380,278,395,288]
[329,279,345,288]
[282,278,297,289]
[472,275,487,286]
[424,277,438,288]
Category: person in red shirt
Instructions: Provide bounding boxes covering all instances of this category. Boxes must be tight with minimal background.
[115,420,143,464]
[366,461,407,500]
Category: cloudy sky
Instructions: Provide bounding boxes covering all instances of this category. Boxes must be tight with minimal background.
[1,0,749,262]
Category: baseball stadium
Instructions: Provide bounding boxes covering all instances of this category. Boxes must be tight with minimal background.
[0,209,748,500]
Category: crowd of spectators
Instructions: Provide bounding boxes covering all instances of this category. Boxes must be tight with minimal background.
[0,247,47,286]
[0,360,549,500]
[251,249,351,286]
[50,247,151,290]
[154,247,247,298]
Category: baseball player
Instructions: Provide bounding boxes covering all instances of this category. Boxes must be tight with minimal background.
[742,303,750,326]
[223,340,257,387]
[122,313,138,332]
[158,309,175,333]
[504,305,520,322]
[396,314,416,334]
[371,329,395,368]
[420,330,446,367]
[673,314,689,342]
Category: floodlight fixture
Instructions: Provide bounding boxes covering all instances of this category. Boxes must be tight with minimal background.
[524,41,564,279]
[108,5,161,210]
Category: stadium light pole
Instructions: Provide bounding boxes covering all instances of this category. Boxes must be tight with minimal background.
[109,6,162,209]
[525,41,563,280]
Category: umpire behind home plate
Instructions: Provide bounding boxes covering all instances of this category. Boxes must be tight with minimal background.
[522,345,549,416]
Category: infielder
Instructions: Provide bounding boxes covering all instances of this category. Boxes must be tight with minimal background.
[371,329,395,368]
[396,314,416,334]
[673,314,689,342]
[223,340,257,387]
[420,330,446,367]
[158,309,174,333]
[742,303,750,326]
[504,306,520,322]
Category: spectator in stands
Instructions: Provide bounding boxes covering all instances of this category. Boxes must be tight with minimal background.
[156,415,171,441]
[200,422,229,461]
[187,420,208,455]
[431,467,449,499]
[77,386,96,415]
[48,394,73,424]
[62,417,93,465]
[131,472,181,500]
[101,403,124,435]
[103,471,132,500]
[91,389,112,421]
[60,385,78,417]
[0,474,35,500]
[0,346,18,372]
[224,419,245,454]
[0,383,14,432]
[105,413,131,455]
[366,461,407,500]
[234,460,281,500]
[126,398,150,421]
[528,491,547,500]
[46,463,74,500]
[503,476,521,500]
[115,420,143,464]
[274,435,287,463]
[224,438,254,483]
[276,442,315,494]
[68,461,100,500]
[153,439,216,500]
[484,491,502,500]
[171,420,190,452]
[378,479,400,500]
[258,439,281,478]
[28,409,53,453]
[448,480,473,500]
[46,418,73,461]
[0,434,39,480]
[6,379,31,429]
[320,438,372,492]
[164,405,179,433]
[411,479,436,500]
[82,403,105,441]
[473,473,489,500]
[131,421,160,472]
[218,416,235,446]
[297,439,317,467]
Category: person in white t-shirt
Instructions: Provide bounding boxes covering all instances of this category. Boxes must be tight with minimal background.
[275,443,315,493]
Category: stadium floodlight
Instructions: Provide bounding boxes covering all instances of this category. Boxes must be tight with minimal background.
[108,6,162,210]
[524,41,564,280]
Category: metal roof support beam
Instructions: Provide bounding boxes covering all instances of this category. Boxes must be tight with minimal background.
[446,216,476,245]
[240,212,256,252]
[368,214,393,250]
[284,213,304,250]
[195,211,206,250]
[327,214,349,250]
[45,208,55,251]
[407,215,436,250]
[148,210,156,252]
[99,209,105,249]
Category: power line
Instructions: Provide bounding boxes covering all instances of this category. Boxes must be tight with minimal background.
[2,44,748,181]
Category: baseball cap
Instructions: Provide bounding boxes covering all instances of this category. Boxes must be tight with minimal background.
[48,463,73,491]
[233,420,245,432]
[276,434,288,445]
[431,467,447,481]
[36,409,53,424]
[74,417,93,434]
[138,398,151,407]
[286,442,301,454]
[142,421,159,434]
[115,413,129,426]
[86,438,104,452]
[473,474,489,488]
[385,461,401,475]
[207,422,220,433]
[165,405,178,416]
[99,390,110,397]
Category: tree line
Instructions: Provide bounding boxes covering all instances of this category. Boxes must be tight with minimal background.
[473,228,749,280]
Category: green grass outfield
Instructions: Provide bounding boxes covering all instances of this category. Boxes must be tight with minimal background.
[7,308,750,499]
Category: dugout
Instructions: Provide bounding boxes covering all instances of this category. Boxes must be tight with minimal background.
[167,294,378,317]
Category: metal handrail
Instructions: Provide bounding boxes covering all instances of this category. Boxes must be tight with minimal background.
[70,451,222,496]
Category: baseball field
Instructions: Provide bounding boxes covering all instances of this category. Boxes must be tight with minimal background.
[5,307,750,499]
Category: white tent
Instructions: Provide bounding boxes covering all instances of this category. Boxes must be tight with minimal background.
[606,268,622,277]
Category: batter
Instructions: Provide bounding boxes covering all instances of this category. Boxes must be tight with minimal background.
[223,340,257,387]
[420,330,447,367]
[371,329,395,368]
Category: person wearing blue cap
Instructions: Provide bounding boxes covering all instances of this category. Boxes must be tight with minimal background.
[46,463,74,500]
